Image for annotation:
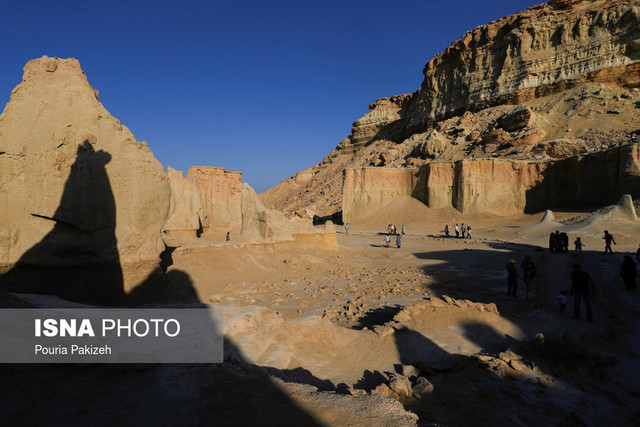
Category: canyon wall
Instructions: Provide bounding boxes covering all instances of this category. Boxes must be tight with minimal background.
[344,143,640,222]
[263,0,640,219]
[186,166,243,228]
[342,168,420,223]
[404,0,640,132]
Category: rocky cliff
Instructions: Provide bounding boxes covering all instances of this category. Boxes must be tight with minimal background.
[261,0,640,219]
[0,57,170,267]
[405,0,640,132]
[343,142,640,222]
[186,166,243,228]
[0,57,170,304]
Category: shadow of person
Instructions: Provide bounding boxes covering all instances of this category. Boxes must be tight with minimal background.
[393,327,452,366]
[459,321,514,355]
[0,267,322,425]
[0,141,125,305]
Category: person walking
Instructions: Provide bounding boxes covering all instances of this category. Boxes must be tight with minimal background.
[505,259,522,297]
[444,225,449,238]
[520,255,536,300]
[620,255,637,291]
[401,224,405,235]
[466,225,472,239]
[396,233,402,248]
[385,234,390,248]
[455,224,460,238]
[226,231,230,242]
[570,263,595,322]
[603,230,616,254]
[574,237,585,254]
[345,223,349,234]
[461,223,466,239]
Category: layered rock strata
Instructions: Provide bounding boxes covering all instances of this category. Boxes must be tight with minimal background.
[404,0,640,132]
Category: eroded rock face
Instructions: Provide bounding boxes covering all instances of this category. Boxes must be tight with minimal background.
[342,168,419,223]
[405,0,640,131]
[344,143,640,221]
[0,57,170,268]
[163,167,206,236]
[337,94,413,153]
[186,167,243,228]
[240,183,317,241]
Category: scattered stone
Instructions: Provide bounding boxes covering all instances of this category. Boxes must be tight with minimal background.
[412,376,434,398]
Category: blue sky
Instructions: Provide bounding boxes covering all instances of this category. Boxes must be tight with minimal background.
[0,0,539,192]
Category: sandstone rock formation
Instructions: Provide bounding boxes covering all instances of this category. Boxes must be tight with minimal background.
[241,183,336,248]
[404,0,640,132]
[163,167,206,237]
[0,56,170,268]
[186,166,242,227]
[343,142,640,222]
[261,0,640,220]
[0,56,170,304]
[163,166,242,238]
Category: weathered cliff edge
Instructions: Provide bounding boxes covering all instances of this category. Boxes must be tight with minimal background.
[0,57,170,268]
[343,142,640,223]
[405,0,640,132]
[262,0,640,219]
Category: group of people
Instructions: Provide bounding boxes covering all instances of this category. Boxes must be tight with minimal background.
[444,223,472,239]
[381,223,404,248]
[504,255,537,300]
[549,230,617,255]
[548,231,569,253]
[386,224,405,235]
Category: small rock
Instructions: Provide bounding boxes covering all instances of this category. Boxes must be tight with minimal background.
[373,383,400,400]
[401,365,421,380]
[388,374,413,398]
[412,376,434,398]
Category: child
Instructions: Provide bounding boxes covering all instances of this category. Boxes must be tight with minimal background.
[385,234,390,248]
[558,289,569,312]
[574,237,585,253]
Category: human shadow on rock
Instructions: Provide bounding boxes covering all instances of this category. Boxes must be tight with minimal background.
[0,141,125,305]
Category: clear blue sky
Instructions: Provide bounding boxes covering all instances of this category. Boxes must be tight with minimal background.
[0,0,539,192]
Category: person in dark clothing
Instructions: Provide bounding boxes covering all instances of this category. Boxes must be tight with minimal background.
[570,263,595,322]
[560,232,569,253]
[549,233,558,253]
[603,230,616,254]
[226,232,230,242]
[505,259,522,297]
[620,255,637,291]
[520,255,536,300]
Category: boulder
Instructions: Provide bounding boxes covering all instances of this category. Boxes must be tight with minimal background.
[388,374,413,398]
[498,105,536,131]
[412,377,434,398]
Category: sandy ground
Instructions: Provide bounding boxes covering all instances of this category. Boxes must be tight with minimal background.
[3,204,640,425]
